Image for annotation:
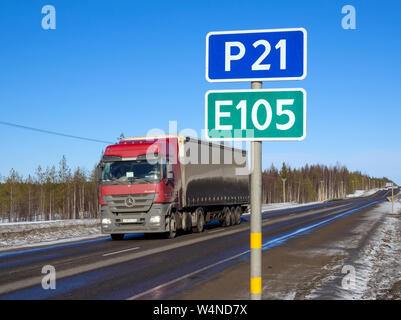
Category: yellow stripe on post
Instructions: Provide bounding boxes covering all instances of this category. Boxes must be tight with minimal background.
[250,232,262,249]
[250,277,262,294]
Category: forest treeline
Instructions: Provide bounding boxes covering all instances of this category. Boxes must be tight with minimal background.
[0,156,392,222]
[0,156,98,223]
[262,163,391,204]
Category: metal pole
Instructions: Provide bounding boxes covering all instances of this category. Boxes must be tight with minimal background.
[250,81,262,300]
[282,178,286,203]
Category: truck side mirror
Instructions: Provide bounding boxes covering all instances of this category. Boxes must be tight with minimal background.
[96,164,103,182]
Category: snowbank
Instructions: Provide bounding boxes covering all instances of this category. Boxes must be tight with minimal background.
[346,188,380,198]
[306,198,401,299]
[0,219,102,250]
[244,202,321,216]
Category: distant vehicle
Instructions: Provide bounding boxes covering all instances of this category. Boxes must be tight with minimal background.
[97,135,249,239]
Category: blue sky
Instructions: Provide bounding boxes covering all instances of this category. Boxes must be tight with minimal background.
[0,0,400,183]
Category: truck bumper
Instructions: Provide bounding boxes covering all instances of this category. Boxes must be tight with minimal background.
[100,203,170,234]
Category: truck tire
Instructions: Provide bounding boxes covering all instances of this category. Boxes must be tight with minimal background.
[111,234,125,240]
[192,208,205,233]
[166,214,177,239]
[230,207,236,225]
[182,211,192,232]
[234,206,242,225]
[221,207,231,227]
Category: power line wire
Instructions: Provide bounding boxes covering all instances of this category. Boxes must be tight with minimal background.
[0,120,114,144]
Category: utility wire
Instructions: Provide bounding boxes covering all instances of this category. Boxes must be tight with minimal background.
[0,120,114,144]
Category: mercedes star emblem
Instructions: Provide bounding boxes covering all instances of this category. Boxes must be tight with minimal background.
[125,196,136,207]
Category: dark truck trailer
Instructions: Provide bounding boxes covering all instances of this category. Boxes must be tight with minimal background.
[98,135,249,239]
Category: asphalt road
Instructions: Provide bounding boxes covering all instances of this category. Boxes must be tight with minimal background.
[0,188,398,300]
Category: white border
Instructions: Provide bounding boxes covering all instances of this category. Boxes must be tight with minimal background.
[205,28,307,82]
[204,88,307,141]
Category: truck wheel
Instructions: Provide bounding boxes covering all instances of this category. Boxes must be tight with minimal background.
[111,234,125,240]
[192,208,204,233]
[166,215,177,239]
[234,206,242,225]
[186,212,193,232]
[230,207,236,225]
[221,207,231,227]
[182,211,192,233]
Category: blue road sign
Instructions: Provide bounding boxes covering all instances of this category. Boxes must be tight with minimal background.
[206,28,307,82]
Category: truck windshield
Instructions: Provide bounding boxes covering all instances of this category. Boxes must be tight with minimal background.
[102,160,161,184]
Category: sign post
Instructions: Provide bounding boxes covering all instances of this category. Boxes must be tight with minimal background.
[205,27,307,300]
[250,81,262,300]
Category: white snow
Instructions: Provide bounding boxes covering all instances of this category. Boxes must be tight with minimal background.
[0,233,108,253]
[0,218,99,229]
[306,197,401,299]
[348,199,401,299]
[346,188,380,198]
[243,201,321,216]
[0,218,103,251]
[244,188,382,216]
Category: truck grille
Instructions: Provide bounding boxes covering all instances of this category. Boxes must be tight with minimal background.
[103,193,157,213]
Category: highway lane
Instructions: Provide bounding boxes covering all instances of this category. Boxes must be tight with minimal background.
[0,188,397,299]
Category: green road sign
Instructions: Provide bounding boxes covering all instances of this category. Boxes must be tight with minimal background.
[205,88,306,141]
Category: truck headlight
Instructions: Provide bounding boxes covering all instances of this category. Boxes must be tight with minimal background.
[102,218,112,225]
[150,216,161,224]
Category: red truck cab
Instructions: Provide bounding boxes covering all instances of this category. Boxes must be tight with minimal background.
[99,137,179,239]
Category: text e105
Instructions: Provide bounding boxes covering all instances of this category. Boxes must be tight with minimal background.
[205,89,306,141]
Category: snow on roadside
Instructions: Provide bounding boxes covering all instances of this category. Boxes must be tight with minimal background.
[0,218,100,230]
[244,188,382,216]
[306,198,401,299]
[346,188,380,198]
[351,199,401,299]
[243,201,321,216]
[0,233,107,253]
[0,218,103,251]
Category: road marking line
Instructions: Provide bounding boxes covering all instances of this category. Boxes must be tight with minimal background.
[261,201,380,250]
[102,247,140,257]
[127,249,250,300]
[207,229,226,234]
